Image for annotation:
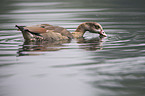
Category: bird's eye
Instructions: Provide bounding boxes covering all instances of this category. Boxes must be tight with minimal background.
[95,26,100,29]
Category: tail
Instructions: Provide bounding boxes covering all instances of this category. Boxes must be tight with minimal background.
[15,25,34,41]
[15,25,26,31]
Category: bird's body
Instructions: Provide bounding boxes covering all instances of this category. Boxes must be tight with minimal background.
[16,22,107,41]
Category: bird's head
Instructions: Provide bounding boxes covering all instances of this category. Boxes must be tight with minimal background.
[85,22,107,37]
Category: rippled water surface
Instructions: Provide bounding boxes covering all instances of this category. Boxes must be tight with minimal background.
[0,0,145,96]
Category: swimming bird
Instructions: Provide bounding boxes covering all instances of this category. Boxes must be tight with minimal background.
[15,22,107,41]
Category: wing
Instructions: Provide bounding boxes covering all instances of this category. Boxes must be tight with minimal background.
[43,25,73,39]
[23,24,73,39]
[24,27,47,34]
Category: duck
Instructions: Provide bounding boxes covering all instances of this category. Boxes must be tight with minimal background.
[15,22,107,41]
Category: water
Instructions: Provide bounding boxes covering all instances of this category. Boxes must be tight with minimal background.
[0,0,145,96]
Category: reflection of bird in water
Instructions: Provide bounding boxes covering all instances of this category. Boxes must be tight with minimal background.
[15,22,107,41]
[77,36,105,51]
[17,36,105,56]
[17,40,71,56]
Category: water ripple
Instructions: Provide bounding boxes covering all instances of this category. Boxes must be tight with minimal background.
[0,1,145,96]
[10,9,107,13]
[11,2,64,6]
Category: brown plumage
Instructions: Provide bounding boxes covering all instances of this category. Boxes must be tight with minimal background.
[15,22,107,41]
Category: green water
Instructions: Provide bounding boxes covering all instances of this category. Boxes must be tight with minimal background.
[0,0,145,96]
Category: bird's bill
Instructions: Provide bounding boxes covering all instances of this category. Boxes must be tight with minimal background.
[99,30,107,37]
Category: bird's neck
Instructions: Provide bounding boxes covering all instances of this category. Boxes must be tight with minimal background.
[72,23,87,38]
[75,23,86,33]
